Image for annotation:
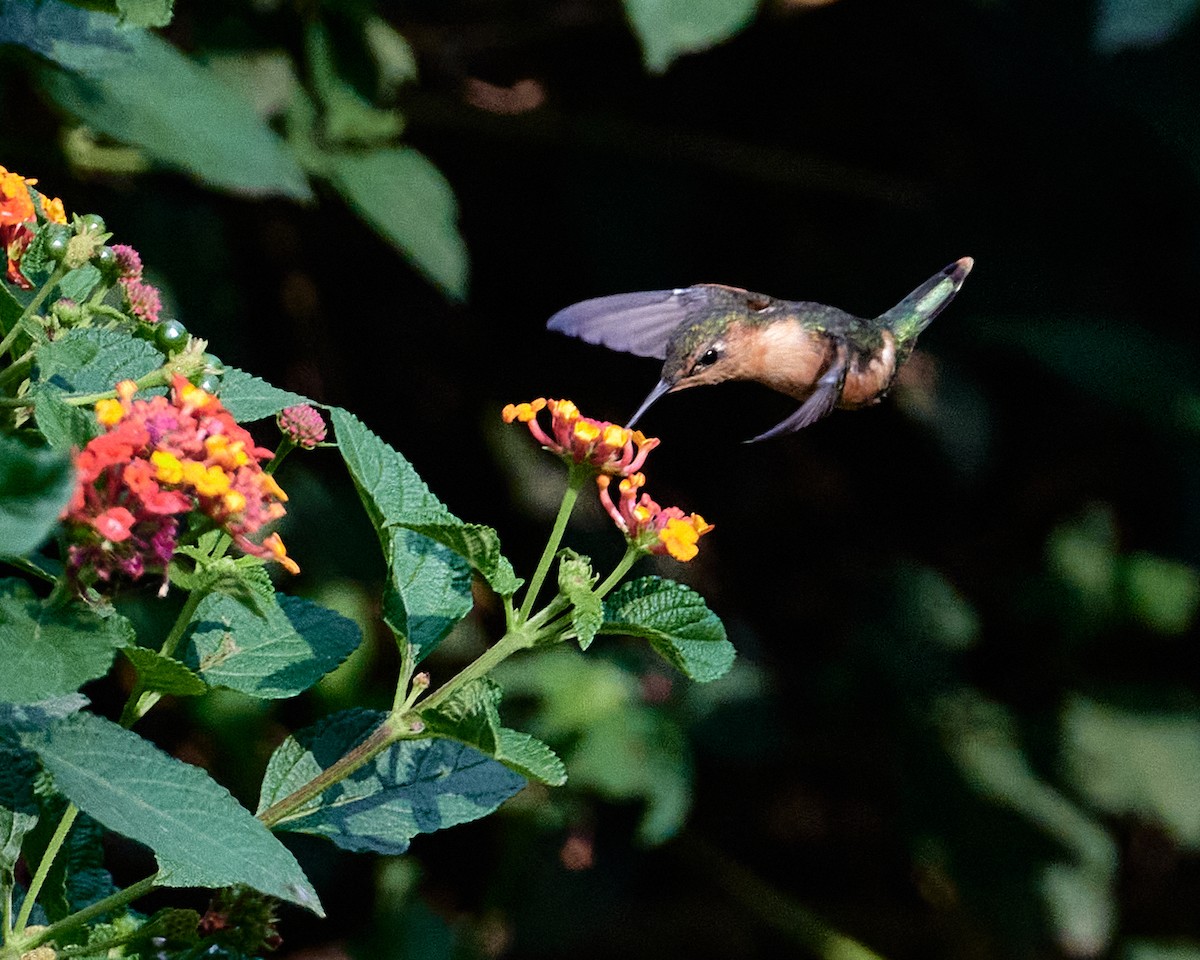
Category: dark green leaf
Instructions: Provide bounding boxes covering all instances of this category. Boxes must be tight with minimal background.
[623,0,760,73]
[494,728,567,787]
[258,709,525,854]
[0,580,130,704]
[2,0,311,199]
[57,264,102,303]
[168,552,273,612]
[601,577,734,682]
[327,147,468,300]
[24,711,322,913]
[401,520,522,596]
[33,386,100,450]
[307,23,403,146]
[1,806,36,877]
[332,407,473,660]
[1,696,88,814]
[217,367,310,423]
[420,678,501,755]
[35,327,163,395]
[0,434,74,557]
[558,550,601,651]
[184,592,361,699]
[122,647,206,697]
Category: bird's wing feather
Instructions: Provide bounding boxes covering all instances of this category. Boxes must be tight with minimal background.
[748,345,847,442]
[546,287,719,360]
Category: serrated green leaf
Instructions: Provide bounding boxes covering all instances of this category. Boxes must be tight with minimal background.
[332,407,473,660]
[326,147,468,300]
[216,367,310,423]
[401,520,523,596]
[1,696,88,814]
[382,530,474,662]
[33,385,100,450]
[1,0,311,199]
[23,711,322,913]
[420,678,502,755]
[122,647,206,697]
[57,263,102,303]
[494,727,567,787]
[558,550,601,651]
[0,580,130,704]
[116,0,174,28]
[35,327,164,396]
[258,709,525,854]
[168,554,273,612]
[601,577,734,682]
[0,435,74,557]
[184,591,361,699]
[623,0,759,73]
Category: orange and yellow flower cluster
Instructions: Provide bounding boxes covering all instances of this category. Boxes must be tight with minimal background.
[503,397,712,562]
[63,376,298,589]
[0,165,66,288]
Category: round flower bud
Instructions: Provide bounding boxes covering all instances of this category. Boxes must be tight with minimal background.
[277,404,327,450]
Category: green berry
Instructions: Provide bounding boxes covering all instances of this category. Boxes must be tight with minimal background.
[77,213,106,235]
[155,318,188,352]
[93,244,118,279]
[44,224,71,261]
[196,374,221,394]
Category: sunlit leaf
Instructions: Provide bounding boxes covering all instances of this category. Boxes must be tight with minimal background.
[216,368,310,423]
[35,328,163,396]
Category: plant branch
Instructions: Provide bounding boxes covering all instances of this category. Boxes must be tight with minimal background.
[13,805,79,935]
[518,464,589,622]
[13,875,157,954]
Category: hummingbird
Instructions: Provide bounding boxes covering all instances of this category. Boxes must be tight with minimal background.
[547,257,973,441]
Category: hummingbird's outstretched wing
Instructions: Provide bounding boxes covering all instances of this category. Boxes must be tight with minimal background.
[547,286,734,360]
[748,344,848,443]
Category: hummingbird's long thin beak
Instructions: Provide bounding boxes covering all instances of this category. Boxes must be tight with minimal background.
[626,380,673,429]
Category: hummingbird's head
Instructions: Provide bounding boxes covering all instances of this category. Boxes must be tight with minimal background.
[626,315,742,428]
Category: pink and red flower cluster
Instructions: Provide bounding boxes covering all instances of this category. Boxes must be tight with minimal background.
[63,376,298,588]
[1,165,66,288]
[503,397,712,562]
[110,242,162,324]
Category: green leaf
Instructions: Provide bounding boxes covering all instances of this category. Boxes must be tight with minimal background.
[558,550,601,651]
[1,806,36,877]
[494,728,567,787]
[306,23,404,146]
[1062,696,1200,849]
[364,16,419,94]
[0,580,130,704]
[623,0,760,73]
[1,0,311,199]
[332,407,472,659]
[1093,0,1200,52]
[401,520,522,597]
[1,696,88,814]
[57,264,102,303]
[116,0,174,28]
[184,592,361,699]
[168,553,273,612]
[258,709,525,855]
[1123,552,1200,635]
[122,647,206,697]
[23,711,322,913]
[601,577,734,682]
[326,147,468,300]
[419,679,566,786]
[0,434,74,557]
[216,367,310,423]
[33,385,100,450]
[35,327,164,395]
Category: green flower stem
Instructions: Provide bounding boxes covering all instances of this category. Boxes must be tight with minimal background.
[595,542,642,599]
[119,585,207,726]
[3,884,12,939]
[390,642,418,714]
[518,464,590,622]
[0,262,67,360]
[256,716,411,829]
[12,804,79,936]
[11,875,158,955]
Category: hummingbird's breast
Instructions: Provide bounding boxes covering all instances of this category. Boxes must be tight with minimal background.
[738,320,834,400]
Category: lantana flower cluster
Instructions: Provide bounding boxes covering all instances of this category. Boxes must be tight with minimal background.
[503,397,712,562]
[0,164,66,287]
[111,242,163,324]
[63,375,298,588]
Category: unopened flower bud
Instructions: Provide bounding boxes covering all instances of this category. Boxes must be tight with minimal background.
[412,671,431,690]
[277,404,327,450]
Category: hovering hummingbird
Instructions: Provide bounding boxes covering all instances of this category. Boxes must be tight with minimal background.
[547,257,973,441]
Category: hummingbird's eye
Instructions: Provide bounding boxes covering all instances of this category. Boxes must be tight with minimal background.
[696,347,721,368]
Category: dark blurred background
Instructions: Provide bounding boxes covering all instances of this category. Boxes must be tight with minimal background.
[5,1,1200,958]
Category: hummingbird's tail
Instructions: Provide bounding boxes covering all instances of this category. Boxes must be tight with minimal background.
[877,257,974,345]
